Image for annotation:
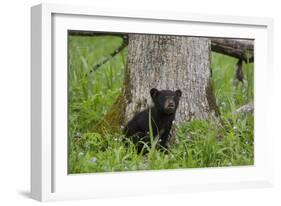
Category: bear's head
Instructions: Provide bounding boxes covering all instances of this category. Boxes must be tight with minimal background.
[150,88,182,115]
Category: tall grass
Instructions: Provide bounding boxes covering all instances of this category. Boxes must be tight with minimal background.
[68,36,254,174]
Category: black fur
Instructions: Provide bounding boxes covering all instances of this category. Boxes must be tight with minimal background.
[124,88,182,153]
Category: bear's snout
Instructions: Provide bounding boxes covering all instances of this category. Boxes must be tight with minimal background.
[164,98,176,114]
[167,100,175,108]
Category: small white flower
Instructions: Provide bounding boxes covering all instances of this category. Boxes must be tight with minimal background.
[139,162,148,170]
[233,126,238,131]
[227,162,232,166]
[78,152,84,156]
[74,132,82,138]
[91,157,97,163]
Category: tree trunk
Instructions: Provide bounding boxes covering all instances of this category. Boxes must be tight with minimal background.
[122,34,220,126]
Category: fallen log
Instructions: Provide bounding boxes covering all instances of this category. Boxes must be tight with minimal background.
[211,38,254,62]
[234,102,254,115]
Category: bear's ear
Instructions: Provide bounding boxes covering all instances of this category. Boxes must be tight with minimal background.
[175,89,182,97]
[150,88,159,98]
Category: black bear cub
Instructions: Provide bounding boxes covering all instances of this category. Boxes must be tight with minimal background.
[124,88,182,153]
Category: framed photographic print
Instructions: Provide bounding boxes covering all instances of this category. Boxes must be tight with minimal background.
[31,3,274,201]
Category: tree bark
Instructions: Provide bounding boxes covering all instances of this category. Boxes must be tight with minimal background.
[123,34,220,126]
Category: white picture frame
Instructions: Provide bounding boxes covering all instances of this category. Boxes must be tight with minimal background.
[31,3,274,202]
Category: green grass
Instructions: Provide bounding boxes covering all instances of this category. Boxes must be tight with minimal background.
[68,35,254,174]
